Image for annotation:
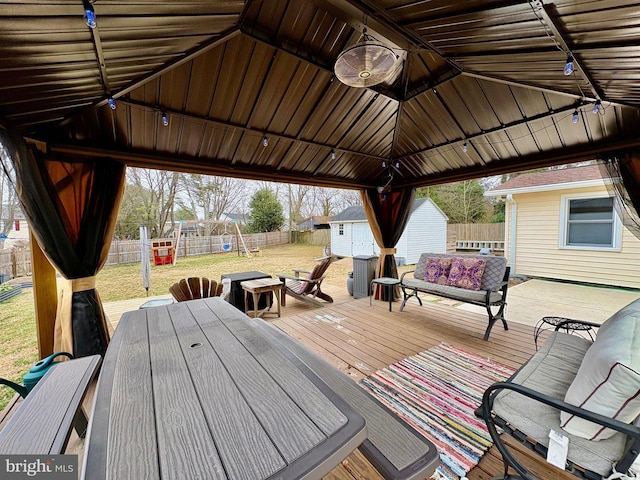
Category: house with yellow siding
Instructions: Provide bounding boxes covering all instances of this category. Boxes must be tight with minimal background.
[486,164,640,289]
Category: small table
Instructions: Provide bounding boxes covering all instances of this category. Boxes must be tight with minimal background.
[370,277,401,312]
[533,316,596,349]
[241,278,284,318]
[221,271,271,312]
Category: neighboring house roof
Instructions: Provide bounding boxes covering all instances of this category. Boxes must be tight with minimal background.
[486,164,607,196]
[298,215,333,228]
[222,213,247,223]
[330,198,446,222]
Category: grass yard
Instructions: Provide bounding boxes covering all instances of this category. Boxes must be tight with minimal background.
[0,243,360,410]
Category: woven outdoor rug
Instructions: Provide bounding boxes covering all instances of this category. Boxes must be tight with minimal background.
[359,343,516,480]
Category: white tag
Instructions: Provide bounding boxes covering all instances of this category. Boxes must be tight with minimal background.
[546,429,569,469]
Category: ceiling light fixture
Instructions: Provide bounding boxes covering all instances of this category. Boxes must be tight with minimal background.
[334,27,399,88]
[83,0,96,29]
[564,55,574,76]
[572,110,579,123]
[262,135,268,147]
[161,112,169,127]
[462,142,468,153]
[331,150,336,160]
[108,97,116,110]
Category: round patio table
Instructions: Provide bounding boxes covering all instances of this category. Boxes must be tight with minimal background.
[533,316,596,350]
[370,277,401,312]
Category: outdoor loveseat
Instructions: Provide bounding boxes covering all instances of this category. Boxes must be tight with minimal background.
[399,252,510,340]
[480,298,640,479]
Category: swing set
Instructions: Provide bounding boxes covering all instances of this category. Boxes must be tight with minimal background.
[219,222,255,257]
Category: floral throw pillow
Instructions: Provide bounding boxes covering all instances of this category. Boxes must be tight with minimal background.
[446,257,486,291]
[423,257,452,285]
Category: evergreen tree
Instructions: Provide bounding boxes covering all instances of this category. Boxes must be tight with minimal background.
[247,189,285,232]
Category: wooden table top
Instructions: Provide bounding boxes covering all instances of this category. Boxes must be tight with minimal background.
[240,278,284,290]
[82,297,366,480]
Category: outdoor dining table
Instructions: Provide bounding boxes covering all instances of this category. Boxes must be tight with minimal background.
[82,297,367,480]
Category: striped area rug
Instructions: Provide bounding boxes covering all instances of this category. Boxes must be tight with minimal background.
[359,343,515,480]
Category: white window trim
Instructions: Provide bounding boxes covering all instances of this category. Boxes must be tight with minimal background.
[559,192,622,251]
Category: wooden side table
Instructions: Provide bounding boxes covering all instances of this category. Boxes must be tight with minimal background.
[241,278,284,318]
[370,277,401,312]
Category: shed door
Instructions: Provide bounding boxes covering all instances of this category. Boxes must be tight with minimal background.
[352,223,375,256]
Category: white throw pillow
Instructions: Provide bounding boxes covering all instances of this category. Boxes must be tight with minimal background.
[560,298,640,440]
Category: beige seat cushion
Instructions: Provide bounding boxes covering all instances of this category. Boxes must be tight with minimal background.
[561,298,640,440]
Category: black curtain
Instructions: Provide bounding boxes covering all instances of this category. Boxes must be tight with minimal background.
[0,131,125,357]
[599,152,640,241]
[361,187,416,300]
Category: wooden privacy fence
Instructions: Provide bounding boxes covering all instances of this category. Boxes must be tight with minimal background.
[0,232,291,279]
[291,229,330,246]
[106,231,290,266]
[448,223,504,241]
[0,245,31,280]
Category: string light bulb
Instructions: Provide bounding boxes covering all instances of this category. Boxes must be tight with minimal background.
[262,135,268,147]
[331,150,336,160]
[83,0,96,29]
[108,97,116,110]
[381,160,387,168]
[593,100,601,114]
[564,55,574,76]
[161,112,168,127]
[572,110,579,124]
[462,142,468,153]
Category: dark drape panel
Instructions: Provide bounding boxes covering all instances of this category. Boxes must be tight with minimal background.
[599,152,640,241]
[0,131,125,357]
[361,187,416,300]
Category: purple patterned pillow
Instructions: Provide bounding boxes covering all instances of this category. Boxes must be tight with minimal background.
[446,257,486,291]
[423,257,452,285]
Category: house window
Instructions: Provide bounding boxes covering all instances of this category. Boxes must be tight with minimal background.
[560,194,621,250]
[338,224,344,236]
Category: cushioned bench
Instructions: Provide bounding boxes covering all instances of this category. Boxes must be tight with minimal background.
[253,319,440,480]
[0,355,101,454]
[400,253,510,340]
[479,299,640,479]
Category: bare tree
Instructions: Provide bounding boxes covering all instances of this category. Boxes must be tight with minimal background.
[0,143,19,235]
[127,168,180,237]
[179,174,246,234]
[288,184,313,224]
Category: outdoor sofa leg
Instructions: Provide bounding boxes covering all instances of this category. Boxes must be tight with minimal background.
[483,303,508,340]
[399,287,422,312]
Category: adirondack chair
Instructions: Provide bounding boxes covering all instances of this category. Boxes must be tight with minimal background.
[169,277,224,302]
[278,256,337,306]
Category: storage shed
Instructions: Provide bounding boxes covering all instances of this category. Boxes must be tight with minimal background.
[329,198,448,264]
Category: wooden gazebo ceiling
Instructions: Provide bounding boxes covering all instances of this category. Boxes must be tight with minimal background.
[2,0,640,189]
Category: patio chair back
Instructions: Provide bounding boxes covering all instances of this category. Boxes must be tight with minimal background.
[300,256,335,294]
[170,277,224,302]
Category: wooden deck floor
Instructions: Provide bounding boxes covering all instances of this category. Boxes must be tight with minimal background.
[88,286,573,479]
[266,285,574,480]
